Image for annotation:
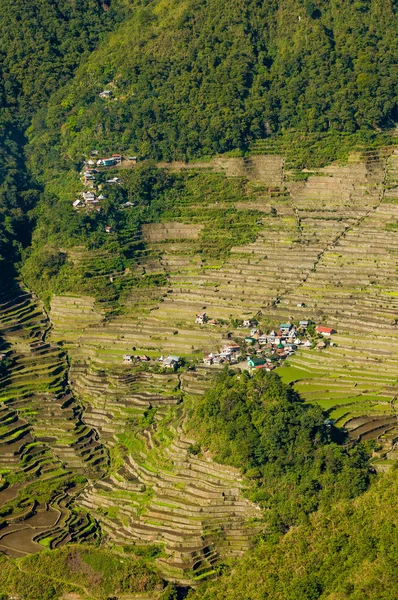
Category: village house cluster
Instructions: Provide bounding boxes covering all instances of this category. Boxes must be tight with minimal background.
[123,354,181,371]
[203,342,241,366]
[119,316,336,375]
[72,152,137,230]
[200,314,336,371]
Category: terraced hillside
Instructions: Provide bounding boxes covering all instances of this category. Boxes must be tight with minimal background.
[152,149,398,463]
[48,149,398,473]
[48,297,262,582]
[265,149,398,461]
[78,423,262,583]
[0,281,105,557]
[5,147,398,582]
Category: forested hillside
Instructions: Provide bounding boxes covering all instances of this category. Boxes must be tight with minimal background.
[29,0,398,166]
[22,0,398,287]
[190,467,398,600]
[3,0,398,264]
[0,0,122,263]
[190,370,370,531]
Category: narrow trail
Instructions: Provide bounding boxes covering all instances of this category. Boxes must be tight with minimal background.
[15,561,93,599]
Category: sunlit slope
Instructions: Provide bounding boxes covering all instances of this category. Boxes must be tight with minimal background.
[4,146,398,578]
[265,150,398,455]
[49,148,398,466]
[29,0,398,165]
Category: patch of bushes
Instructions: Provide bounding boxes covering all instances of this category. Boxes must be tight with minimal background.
[0,545,162,600]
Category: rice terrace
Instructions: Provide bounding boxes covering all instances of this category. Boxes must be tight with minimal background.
[2,139,398,595]
[2,0,398,596]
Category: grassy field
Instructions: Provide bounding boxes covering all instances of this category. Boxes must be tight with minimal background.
[275,365,325,384]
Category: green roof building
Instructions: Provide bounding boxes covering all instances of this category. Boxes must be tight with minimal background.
[248,357,266,368]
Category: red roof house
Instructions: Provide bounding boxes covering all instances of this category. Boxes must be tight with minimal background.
[316,326,335,336]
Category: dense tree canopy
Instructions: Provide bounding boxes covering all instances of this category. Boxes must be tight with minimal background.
[3,0,398,264]
[29,0,398,166]
[0,0,121,126]
[0,0,120,263]
[191,369,371,530]
[190,467,398,600]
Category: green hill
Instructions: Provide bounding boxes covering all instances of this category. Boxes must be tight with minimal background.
[190,466,398,600]
[29,0,398,167]
[0,0,120,263]
[3,0,398,263]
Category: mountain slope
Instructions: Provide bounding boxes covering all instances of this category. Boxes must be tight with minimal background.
[190,467,398,600]
[0,0,122,264]
[2,0,398,597]
[29,0,398,166]
[0,0,118,125]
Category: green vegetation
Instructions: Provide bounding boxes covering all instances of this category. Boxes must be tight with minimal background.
[2,0,398,598]
[184,370,398,598]
[190,467,398,600]
[2,0,398,268]
[2,0,398,274]
[0,545,162,600]
[21,164,262,302]
[0,0,120,264]
[30,0,398,166]
[276,365,324,384]
[250,130,397,169]
[190,369,371,530]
